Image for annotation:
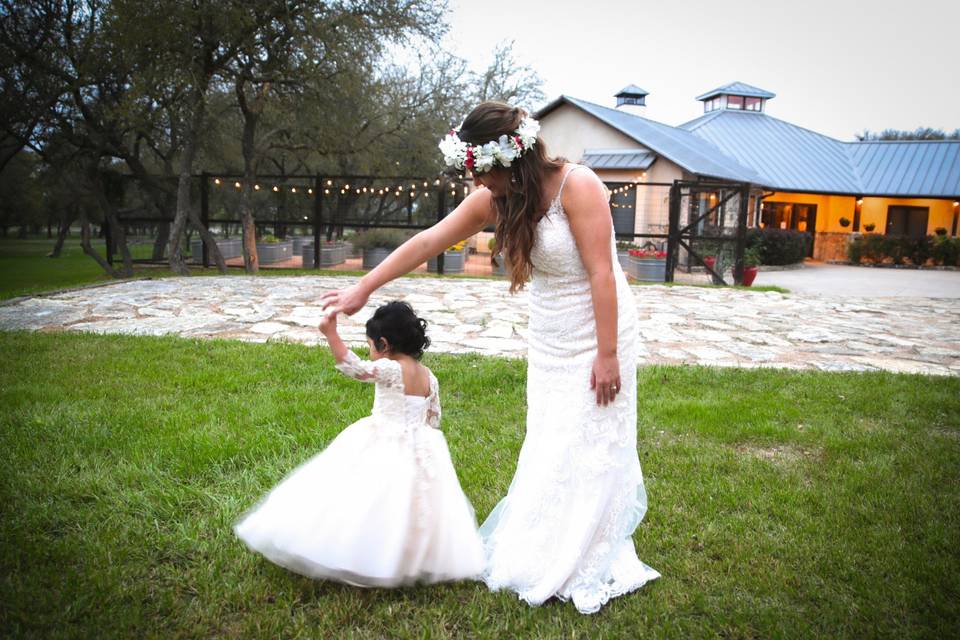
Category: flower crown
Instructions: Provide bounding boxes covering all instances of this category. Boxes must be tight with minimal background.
[438,115,540,173]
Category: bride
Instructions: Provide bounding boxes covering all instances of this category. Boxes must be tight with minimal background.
[320,102,659,614]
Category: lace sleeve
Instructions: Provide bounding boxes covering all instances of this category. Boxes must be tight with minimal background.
[426,372,441,429]
[334,350,402,387]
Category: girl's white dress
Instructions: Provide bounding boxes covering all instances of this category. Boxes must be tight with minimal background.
[234,351,485,587]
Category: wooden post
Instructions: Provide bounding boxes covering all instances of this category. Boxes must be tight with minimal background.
[436,178,446,275]
[733,183,749,285]
[665,181,680,283]
[200,171,210,268]
[313,176,322,269]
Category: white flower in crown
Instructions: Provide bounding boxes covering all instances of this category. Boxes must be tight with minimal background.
[494,134,519,167]
[438,131,468,170]
[438,114,540,173]
[473,141,500,173]
[516,116,540,148]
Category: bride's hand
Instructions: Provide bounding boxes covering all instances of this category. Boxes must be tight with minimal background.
[591,353,621,406]
[319,284,369,316]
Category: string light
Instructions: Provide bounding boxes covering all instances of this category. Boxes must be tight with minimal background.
[234,181,241,189]
[213,178,221,185]
[272,185,279,192]
[254,184,260,191]
[291,187,296,193]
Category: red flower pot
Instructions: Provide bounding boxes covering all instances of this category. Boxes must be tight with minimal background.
[742,265,758,286]
[703,255,716,271]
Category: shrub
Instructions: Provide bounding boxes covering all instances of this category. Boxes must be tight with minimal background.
[257,234,281,244]
[847,237,863,264]
[931,236,960,266]
[350,228,412,251]
[848,235,959,267]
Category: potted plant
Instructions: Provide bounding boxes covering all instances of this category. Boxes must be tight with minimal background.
[428,240,467,274]
[255,234,294,264]
[351,229,410,269]
[741,246,761,286]
[627,248,667,282]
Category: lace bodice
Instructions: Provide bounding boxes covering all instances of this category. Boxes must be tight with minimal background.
[529,165,619,281]
[334,351,440,429]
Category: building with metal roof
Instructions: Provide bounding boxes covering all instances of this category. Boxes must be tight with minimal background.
[535,83,960,261]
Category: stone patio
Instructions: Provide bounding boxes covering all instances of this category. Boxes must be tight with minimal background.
[1,275,958,376]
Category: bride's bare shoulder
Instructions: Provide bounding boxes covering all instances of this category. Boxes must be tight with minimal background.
[460,186,498,224]
[561,166,608,214]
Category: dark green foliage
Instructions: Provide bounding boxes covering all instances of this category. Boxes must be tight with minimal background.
[746,228,811,265]
[847,234,960,266]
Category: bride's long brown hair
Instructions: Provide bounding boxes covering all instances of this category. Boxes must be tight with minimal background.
[457,102,565,293]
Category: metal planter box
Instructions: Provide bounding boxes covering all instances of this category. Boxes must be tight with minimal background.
[256,240,293,265]
[427,249,466,274]
[362,247,393,269]
[629,257,667,282]
[191,238,243,262]
[301,243,346,268]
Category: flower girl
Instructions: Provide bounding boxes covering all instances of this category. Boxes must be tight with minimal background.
[234,301,485,586]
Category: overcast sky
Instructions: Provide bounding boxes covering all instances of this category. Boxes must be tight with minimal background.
[442,0,959,141]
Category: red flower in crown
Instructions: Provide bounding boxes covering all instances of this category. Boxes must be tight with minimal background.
[465,147,475,170]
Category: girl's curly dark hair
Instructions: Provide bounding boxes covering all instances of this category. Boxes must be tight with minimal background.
[365,301,431,360]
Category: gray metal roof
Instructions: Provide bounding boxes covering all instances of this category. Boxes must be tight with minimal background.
[846,141,960,197]
[537,95,764,183]
[582,148,656,170]
[681,109,960,196]
[616,84,649,97]
[695,82,776,101]
[680,109,863,193]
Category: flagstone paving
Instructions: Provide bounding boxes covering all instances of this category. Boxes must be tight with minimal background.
[1,275,958,376]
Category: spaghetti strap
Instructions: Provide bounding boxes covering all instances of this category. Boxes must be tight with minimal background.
[553,164,588,206]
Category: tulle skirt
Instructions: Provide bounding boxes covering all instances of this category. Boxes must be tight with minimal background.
[234,417,485,587]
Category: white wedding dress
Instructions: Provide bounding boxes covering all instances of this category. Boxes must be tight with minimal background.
[479,165,660,614]
[234,351,485,587]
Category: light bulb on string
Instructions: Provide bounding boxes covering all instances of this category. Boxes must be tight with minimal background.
[324,188,330,195]
[254,184,260,191]
[234,181,241,189]
[213,178,221,185]
[272,186,279,192]
[326,179,332,186]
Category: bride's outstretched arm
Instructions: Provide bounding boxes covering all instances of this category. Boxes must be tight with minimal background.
[319,188,495,315]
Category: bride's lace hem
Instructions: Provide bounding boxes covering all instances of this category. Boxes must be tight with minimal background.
[482,544,660,614]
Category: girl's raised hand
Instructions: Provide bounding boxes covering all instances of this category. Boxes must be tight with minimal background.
[318,309,338,336]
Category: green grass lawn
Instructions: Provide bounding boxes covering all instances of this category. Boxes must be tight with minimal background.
[1,331,957,638]
[0,236,789,301]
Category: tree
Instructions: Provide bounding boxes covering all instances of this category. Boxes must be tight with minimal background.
[469,40,545,111]
[855,127,960,141]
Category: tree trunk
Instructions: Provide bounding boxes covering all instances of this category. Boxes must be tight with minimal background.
[239,106,260,273]
[168,89,205,275]
[187,206,227,272]
[79,208,119,277]
[47,209,76,258]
